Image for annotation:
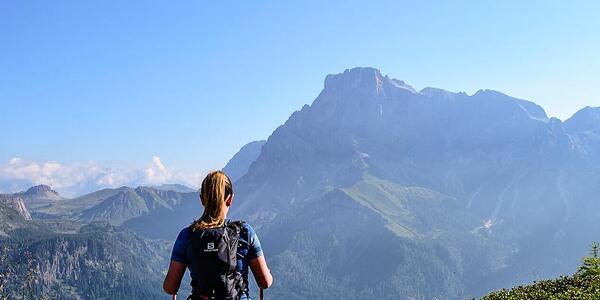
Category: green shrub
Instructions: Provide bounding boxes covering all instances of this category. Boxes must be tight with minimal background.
[482,243,600,300]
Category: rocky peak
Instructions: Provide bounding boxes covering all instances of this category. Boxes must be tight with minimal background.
[26,184,55,194]
[324,67,382,91]
[22,184,62,201]
[322,67,416,96]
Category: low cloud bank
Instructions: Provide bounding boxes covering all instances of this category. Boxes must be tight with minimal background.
[0,156,202,197]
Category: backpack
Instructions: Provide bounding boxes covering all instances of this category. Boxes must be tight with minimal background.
[186,220,248,300]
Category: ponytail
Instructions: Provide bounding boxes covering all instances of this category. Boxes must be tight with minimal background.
[193,170,233,230]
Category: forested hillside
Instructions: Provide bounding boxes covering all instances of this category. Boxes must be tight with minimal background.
[0,202,170,300]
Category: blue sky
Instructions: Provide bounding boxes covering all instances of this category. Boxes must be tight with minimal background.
[1,1,599,194]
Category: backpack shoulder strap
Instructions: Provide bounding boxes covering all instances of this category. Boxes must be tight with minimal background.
[226,220,246,234]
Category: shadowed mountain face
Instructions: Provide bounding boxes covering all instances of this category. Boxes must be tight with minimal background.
[226,67,600,299]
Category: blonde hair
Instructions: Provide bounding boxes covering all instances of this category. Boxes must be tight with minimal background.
[193,170,233,230]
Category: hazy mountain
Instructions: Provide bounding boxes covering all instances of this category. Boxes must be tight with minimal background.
[19,184,63,201]
[223,140,266,182]
[121,190,201,239]
[152,183,196,193]
[11,184,64,211]
[564,106,600,134]
[19,184,202,241]
[225,67,600,299]
[0,185,64,220]
[30,186,195,226]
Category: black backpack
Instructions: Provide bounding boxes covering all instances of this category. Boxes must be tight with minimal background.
[186,220,248,300]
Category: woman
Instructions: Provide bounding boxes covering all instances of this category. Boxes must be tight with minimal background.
[163,171,273,299]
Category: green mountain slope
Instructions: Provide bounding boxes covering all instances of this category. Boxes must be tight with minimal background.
[30,186,195,226]
[342,174,482,237]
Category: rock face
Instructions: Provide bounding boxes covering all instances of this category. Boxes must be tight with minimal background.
[0,194,32,220]
[225,67,600,299]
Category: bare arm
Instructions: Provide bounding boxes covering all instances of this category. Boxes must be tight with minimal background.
[163,260,187,295]
[249,255,273,289]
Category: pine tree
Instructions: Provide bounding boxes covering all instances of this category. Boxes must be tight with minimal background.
[0,245,12,300]
[578,242,600,277]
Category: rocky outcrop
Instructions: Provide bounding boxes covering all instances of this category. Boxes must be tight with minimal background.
[0,194,32,220]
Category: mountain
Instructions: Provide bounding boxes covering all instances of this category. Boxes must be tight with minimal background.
[223,140,266,182]
[225,67,600,299]
[152,183,196,193]
[19,184,202,241]
[20,184,63,201]
[12,184,64,211]
[121,190,200,239]
[30,186,197,226]
[0,203,170,299]
[564,106,600,134]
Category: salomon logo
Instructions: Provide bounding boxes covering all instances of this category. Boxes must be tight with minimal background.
[204,242,217,252]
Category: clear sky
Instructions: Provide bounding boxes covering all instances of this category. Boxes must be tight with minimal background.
[1,1,599,194]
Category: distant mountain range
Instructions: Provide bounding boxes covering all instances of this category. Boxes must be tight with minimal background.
[2,67,600,299]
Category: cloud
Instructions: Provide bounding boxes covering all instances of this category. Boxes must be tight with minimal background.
[0,156,202,197]
[143,156,204,187]
[145,156,172,184]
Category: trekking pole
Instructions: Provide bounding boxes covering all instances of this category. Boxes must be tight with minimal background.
[259,289,264,300]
